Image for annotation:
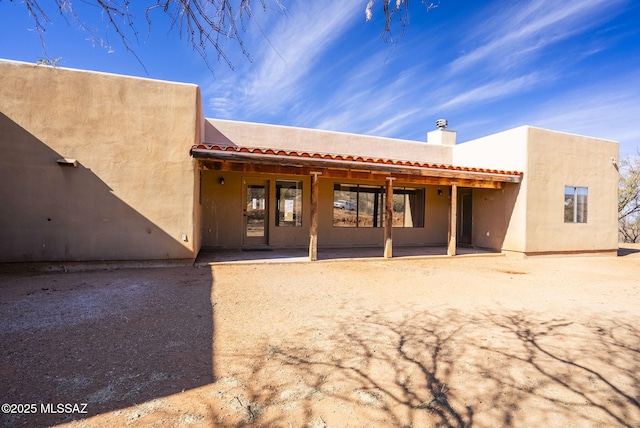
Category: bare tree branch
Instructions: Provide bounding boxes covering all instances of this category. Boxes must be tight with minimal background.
[10,0,267,73]
[366,0,438,43]
[8,0,437,72]
[618,150,640,243]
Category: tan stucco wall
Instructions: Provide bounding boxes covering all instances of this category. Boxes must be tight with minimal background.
[0,60,201,262]
[454,126,618,254]
[470,186,516,250]
[523,127,618,253]
[205,119,454,164]
[454,127,529,252]
[200,170,449,249]
[200,171,310,249]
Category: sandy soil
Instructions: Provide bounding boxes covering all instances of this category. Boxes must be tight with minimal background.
[1,247,639,428]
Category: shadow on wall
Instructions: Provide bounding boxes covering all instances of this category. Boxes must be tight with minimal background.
[212,305,640,427]
[618,246,640,257]
[471,183,520,251]
[0,113,191,262]
[204,120,237,147]
[0,266,215,427]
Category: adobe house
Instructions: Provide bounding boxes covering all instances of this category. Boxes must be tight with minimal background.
[0,59,619,265]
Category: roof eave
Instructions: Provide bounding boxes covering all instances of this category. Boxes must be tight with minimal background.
[190,148,522,184]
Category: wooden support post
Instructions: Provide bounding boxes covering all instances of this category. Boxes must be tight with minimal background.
[309,172,321,261]
[448,184,458,256]
[384,177,395,258]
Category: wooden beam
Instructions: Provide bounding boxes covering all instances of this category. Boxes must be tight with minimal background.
[448,184,458,256]
[199,160,509,189]
[384,177,395,258]
[192,150,522,183]
[309,172,321,261]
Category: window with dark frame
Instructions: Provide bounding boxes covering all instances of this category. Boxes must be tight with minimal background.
[333,184,383,227]
[564,186,588,223]
[332,184,425,228]
[392,187,425,228]
[276,180,302,227]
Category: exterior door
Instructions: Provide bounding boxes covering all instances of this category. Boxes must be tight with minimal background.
[243,180,269,246]
[459,190,472,245]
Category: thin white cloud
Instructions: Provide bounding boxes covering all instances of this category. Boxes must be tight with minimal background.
[364,107,423,137]
[532,103,640,156]
[204,0,363,117]
[436,72,544,110]
[450,0,626,73]
[202,0,639,159]
[303,52,427,135]
[488,73,640,155]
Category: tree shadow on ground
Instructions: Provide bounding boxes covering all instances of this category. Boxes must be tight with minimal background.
[219,306,640,427]
[476,312,640,427]
[0,266,214,427]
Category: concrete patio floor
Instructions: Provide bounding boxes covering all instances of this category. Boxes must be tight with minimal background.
[194,245,501,265]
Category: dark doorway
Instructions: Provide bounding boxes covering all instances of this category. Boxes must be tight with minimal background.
[459,190,472,245]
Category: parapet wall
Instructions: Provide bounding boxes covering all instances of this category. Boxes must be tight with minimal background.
[0,60,202,262]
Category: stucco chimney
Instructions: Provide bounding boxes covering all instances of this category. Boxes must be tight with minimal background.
[427,119,456,146]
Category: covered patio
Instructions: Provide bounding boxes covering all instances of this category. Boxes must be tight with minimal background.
[194,245,502,265]
[192,144,523,261]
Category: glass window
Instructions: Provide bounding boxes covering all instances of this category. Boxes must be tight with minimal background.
[564,186,588,223]
[392,192,406,227]
[333,184,424,228]
[245,185,266,237]
[333,184,360,227]
[357,185,384,227]
[276,181,302,227]
[393,188,425,228]
[333,184,384,228]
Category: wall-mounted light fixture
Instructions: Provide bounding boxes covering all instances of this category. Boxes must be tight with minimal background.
[56,158,78,167]
[219,177,225,185]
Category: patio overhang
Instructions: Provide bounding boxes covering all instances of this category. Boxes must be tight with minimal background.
[190,144,523,189]
[191,144,524,260]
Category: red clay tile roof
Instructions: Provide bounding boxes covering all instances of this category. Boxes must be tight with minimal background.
[190,144,523,178]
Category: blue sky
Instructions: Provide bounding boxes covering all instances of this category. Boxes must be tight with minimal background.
[1,0,639,156]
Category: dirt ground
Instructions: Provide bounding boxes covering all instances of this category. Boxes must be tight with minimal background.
[1,247,639,428]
